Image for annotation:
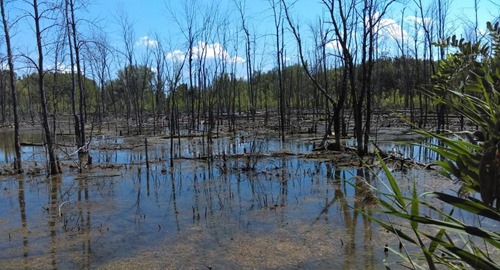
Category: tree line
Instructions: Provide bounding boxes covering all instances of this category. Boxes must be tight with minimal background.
[1,57,434,130]
[0,0,498,175]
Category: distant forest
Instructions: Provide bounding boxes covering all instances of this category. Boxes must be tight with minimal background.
[0,57,432,126]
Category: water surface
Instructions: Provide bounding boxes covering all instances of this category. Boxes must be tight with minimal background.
[0,129,453,269]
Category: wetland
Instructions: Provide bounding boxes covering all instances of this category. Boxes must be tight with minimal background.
[0,118,457,269]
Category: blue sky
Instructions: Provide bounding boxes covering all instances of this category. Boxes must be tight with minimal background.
[92,0,500,75]
[3,0,500,77]
[89,0,499,36]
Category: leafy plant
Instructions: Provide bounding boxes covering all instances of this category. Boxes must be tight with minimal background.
[365,22,500,269]
[367,154,500,269]
[423,22,500,207]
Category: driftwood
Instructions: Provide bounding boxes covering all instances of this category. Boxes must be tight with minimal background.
[20,141,44,146]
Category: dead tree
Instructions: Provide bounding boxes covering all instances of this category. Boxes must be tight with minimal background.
[270,0,286,142]
[166,49,187,168]
[1,0,22,173]
[168,0,198,131]
[65,0,82,156]
[360,0,396,153]
[66,0,86,152]
[116,10,135,134]
[151,34,166,135]
[282,1,347,150]
[236,0,256,120]
[32,0,60,174]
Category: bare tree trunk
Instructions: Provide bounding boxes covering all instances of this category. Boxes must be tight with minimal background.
[90,33,110,130]
[415,0,434,129]
[68,0,86,149]
[270,0,286,142]
[168,57,185,168]
[33,0,60,175]
[117,11,135,135]
[282,1,348,149]
[1,0,22,173]
[318,0,360,153]
[152,35,166,136]
[0,68,5,124]
[236,0,255,120]
[65,0,82,151]
[279,24,287,142]
[436,0,450,132]
[51,34,61,147]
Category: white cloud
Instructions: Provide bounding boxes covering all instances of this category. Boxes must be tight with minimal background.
[165,41,245,63]
[48,62,73,74]
[365,12,408,42]
[136,36,158,47]
[403,16,434,41]
[194,42,245,63]
[378,17,408,41]
[405,16,433,28]
[165,49,186,61]
[326,40,342,51]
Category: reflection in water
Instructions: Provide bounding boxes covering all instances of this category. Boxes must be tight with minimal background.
[49,175,61,270]
[77,175,92,269]
[170,169,180,231]
[18,176,29,269]
[0,132,455,268]
[0,129,75,164]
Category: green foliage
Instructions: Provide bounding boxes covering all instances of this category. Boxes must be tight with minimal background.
[161,59,435,116]
[370,164,500,269]
[105,65,157,114]
[367,23,500,269]
[16,72,99,117]
[425,22,500,207]
[3,55,440,122]
[377,89,406,108]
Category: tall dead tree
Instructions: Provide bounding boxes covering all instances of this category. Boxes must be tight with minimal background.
[0,60,5,124]
[88,31,111,129]
[361,0,396,153]
[65,0,82,157]
[281,1,347,150]
[166,49,186,168]
[270,0,286,142]
[321,0,360,153]
[236,0,256,120]
[32,0,60,174]
[1,0,22,173]
[116,10,135,134]
[152,34,166,135]
[168,0,198,131]
[415,0,434,129]
[66,0,86,152]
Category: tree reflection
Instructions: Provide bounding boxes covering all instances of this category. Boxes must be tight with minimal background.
[49,175,62,269]
[278,158,288,225]
[17,176,29,269]
[314,166,377,269]
[353,168,375,270]
[170,169,180,231]
[77,176,92,268]
[3,139,389,268]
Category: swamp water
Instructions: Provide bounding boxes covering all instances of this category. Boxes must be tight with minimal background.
[0,129,453,269]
